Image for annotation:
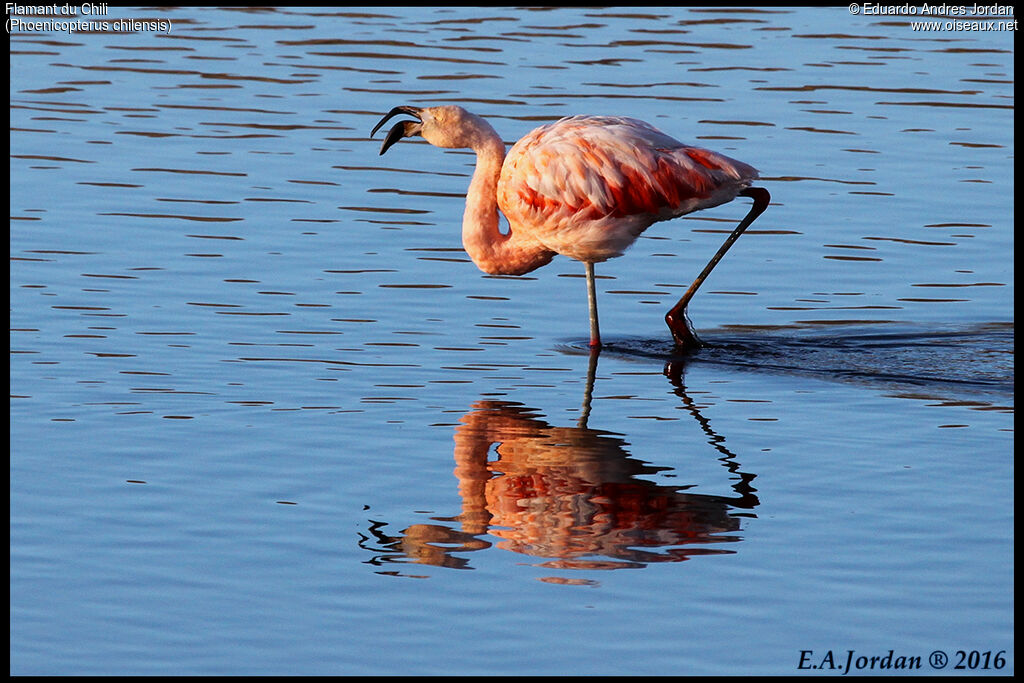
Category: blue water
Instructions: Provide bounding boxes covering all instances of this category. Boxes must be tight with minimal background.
[11,6,1013,675]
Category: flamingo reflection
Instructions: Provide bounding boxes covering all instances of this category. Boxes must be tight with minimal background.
[361,357,759,573]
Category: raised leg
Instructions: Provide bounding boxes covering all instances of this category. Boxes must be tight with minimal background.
[666,187,771,352]
[585,261,601,349]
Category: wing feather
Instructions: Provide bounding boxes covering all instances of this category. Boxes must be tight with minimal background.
[496,115,759,261]
[499,115,757,224]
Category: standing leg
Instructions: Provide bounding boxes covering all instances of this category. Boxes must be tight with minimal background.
[666,187,771,352]
[585,261,601,349]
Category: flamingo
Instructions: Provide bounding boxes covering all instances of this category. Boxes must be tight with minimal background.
[370,105,770,352]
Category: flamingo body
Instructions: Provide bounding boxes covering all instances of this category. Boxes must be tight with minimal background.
[498,115,758,264]
[370,105,769,350]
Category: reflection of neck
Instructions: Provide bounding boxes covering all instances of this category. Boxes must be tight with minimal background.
[453,416,494,536]
[461,136,554,276]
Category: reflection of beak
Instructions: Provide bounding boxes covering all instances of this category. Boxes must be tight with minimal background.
[370,105,423,155]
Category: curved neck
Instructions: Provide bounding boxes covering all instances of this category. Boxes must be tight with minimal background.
[461,132,553,276]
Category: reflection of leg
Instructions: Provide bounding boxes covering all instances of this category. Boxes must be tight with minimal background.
[663,363,760,510]
[577,346,599,429]
[665,187,771,351]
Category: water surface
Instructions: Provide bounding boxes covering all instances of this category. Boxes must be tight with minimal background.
[11,6,1013,676]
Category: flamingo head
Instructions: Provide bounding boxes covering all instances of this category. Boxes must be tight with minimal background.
[371,105,497,154]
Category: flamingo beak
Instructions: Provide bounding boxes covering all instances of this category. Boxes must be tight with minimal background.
[371,106,423,155]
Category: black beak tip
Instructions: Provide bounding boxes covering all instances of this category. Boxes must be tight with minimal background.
[378,120,415,156]
[372,106,423,156]
[370,105,421,138]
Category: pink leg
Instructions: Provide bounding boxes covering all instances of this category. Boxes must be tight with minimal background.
[585,262,601,349]
[666,187,771,351]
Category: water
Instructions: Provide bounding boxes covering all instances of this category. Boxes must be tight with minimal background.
[10,6,1013,676]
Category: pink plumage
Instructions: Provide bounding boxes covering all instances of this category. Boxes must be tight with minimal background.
[497,115,759,264]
